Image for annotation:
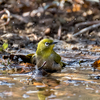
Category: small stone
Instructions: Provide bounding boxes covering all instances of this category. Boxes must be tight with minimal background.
[27,22,33,27]
[37,13,41,17]
[45,28,51,35]
[10,50,17,53]
[87,9,93,15]
[83,12,87,17]
[20,43,25,48]
[12,44,19,50]
[72,47,78,50]
[1,33,21,40]
[23,12,30,17]
[12,44,19,48]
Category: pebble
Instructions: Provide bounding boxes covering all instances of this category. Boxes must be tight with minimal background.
[45,28,51,35]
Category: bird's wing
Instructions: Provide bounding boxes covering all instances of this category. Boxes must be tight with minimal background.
[31,53,36,64]
[53,51,61,64]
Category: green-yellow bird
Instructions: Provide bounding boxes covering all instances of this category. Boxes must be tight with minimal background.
[32,38,63,72]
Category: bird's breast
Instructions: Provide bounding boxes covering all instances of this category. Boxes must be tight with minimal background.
[36,54,53,67]
[36,54,61,71]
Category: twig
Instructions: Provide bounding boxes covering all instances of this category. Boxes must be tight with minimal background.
[0,10,5,14]
[11,14,29,23]
[75,21,100,29]
[59,0,65,10]
[73,23,100,36]
[58,25,62,40]
[28,34,38,40]
[0,9,11,26]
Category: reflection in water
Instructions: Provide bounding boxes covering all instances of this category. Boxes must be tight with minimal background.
[38,87,54,100]
[0,80,15,86]
[30,77,60,100]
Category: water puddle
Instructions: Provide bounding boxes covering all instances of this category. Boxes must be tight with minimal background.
[0,46,100,100]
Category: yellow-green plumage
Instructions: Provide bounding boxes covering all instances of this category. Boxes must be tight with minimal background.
[35,38,62,72]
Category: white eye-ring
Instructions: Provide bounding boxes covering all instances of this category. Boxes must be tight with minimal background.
[45,42,49,46]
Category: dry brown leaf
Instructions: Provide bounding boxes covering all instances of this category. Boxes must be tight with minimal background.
[92,60,100,70]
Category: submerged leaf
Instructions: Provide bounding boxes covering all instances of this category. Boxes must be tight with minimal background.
[92,59,100,71]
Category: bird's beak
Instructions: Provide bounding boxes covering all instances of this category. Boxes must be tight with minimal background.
[51,42,57,45]
[48,42,57,45]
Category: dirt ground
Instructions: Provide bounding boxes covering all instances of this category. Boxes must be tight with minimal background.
[0,0,100,51]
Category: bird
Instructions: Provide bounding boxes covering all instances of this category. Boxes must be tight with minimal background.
[32,38,63,72]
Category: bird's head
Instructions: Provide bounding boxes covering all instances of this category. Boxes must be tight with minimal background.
[36,39,57,55]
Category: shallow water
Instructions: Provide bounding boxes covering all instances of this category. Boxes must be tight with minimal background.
[0,43,100,100]
[0,61,100,100]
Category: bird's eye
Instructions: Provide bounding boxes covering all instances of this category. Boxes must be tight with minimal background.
[45,42,49,46]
